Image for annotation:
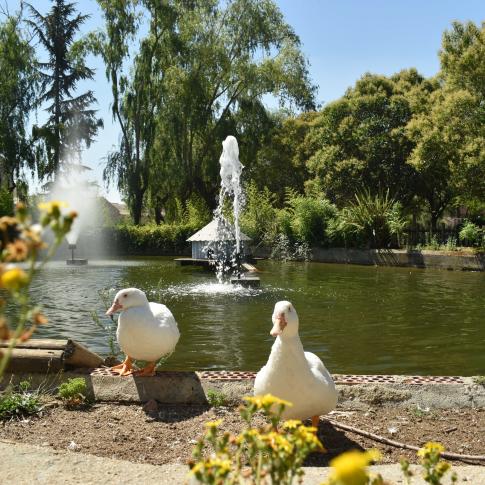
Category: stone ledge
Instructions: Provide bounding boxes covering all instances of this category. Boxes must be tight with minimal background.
[2,370,484,408]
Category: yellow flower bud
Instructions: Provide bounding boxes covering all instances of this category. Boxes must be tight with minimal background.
[1,267,29,291]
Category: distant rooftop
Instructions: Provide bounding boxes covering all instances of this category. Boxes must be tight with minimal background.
[187,219,251,242]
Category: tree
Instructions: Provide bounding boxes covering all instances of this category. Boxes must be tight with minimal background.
[245,110,317,203]
[406,22,485,231]
[0,11,38,198]
[27,0,102,179]
[305,69,437,208]
[94,0,316,224]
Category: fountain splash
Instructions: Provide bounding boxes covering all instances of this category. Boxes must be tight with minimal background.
[47,151,101,262]
[207,136,246,282]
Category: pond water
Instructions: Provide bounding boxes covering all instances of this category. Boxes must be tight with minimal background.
[29,257,485,375]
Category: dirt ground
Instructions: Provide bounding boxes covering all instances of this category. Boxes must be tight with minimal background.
[1,402,484,467]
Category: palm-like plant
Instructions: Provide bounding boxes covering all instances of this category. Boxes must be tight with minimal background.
[27,0,102,179]
[338,189,406,248]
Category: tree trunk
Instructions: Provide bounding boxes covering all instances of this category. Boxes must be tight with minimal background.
[430,212,439,234]
[154,203,164,225]
[132,189,144,225]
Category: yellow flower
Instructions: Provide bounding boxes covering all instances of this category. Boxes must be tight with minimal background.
[417,442,445,458]
[1,267,29,291]
[261,431,294,454]
[38,200,68,216]
[244,394,293,409]
[283,419,302,430]
[204,419,223,428]
[329,449,381,485]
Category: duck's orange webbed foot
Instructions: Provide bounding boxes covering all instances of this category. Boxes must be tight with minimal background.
[110,356,134,376]
[133,362,157,377]
[312,415,320,430]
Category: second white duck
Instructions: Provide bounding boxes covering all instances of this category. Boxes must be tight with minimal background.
[254,301,337,426]
[106,288,180,376]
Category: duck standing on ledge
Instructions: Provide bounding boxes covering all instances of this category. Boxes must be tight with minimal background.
[254,301,337,427]
[106,288,180,376]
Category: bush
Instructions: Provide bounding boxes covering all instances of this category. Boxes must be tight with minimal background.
[459,220,482,247]
[240,182,278,244]
[286,193,338,246]
[0,188,14,216]
[206,389,227,408]
[105,223,195,255]
[58,377,89,408]
[335,189,406,248]
[0,381,42,420]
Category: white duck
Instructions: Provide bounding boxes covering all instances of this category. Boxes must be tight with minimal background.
[254,301,337,427]
[106,288,180,376]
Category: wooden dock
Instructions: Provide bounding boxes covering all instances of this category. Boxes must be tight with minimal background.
[0,338,104,373]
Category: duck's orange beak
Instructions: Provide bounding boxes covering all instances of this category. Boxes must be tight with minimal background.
[270,313,287,337]
[106,300,122,316]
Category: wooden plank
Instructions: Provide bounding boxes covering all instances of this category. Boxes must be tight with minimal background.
[65,341,104,368]
[4,348,64,373]
[242,263,258,272]
[0,339,70,351]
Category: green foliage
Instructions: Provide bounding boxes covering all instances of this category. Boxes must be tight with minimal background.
[0,13,38,192]
[57,377,89,408]
[182,194,212,229]
[0,380,42,420]
[206,389,227,408]
[459,220,482,247]
[336,190,406,248]
[305,69,434,207]
[240,182,278,244]
[190,394,324,485]
[0,188,14,216]
[107,223,194,255]
[27,0,103,178]
[94,0,315,224]
[286,192,337,246]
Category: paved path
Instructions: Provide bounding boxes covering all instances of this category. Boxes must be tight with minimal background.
[1,440,483,484]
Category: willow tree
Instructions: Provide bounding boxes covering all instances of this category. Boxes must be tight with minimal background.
[94,0,315,224]
[0,11,38,203]
[27,0,102,179]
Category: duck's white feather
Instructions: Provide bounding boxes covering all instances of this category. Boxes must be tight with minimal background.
[117,302,180,362]
[254,334,337,420]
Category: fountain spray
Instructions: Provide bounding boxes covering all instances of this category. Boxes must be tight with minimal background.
[207,136,246,282]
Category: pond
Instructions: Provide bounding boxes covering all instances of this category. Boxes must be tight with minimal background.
[29,257,485,375]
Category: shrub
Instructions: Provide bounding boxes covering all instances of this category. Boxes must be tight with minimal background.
[336,189,406,248]
[240,182,278,244]
[286,192,338,246]
[57,377,89,408]
[459,220,482,247]
[0,188,14,217]
[0,381,42,420]
[106,223,194,255]
[181,193,211,229]
[189,394,324,484]
[206,389,227,408]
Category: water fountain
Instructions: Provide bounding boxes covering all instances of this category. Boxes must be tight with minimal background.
[208,136,260,287]
[46,152,100,265]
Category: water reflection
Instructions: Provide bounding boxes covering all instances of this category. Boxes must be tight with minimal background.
[26,258,485,375]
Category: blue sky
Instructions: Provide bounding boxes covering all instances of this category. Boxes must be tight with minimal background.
[5,0,485,203]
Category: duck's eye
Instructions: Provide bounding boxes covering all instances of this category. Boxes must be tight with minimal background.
[123,294,128,298]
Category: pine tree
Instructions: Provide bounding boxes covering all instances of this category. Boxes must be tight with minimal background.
[27,0,102,179]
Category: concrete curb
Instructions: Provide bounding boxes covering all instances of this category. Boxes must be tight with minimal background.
[2,371,485,409]
[0,440,483,484]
